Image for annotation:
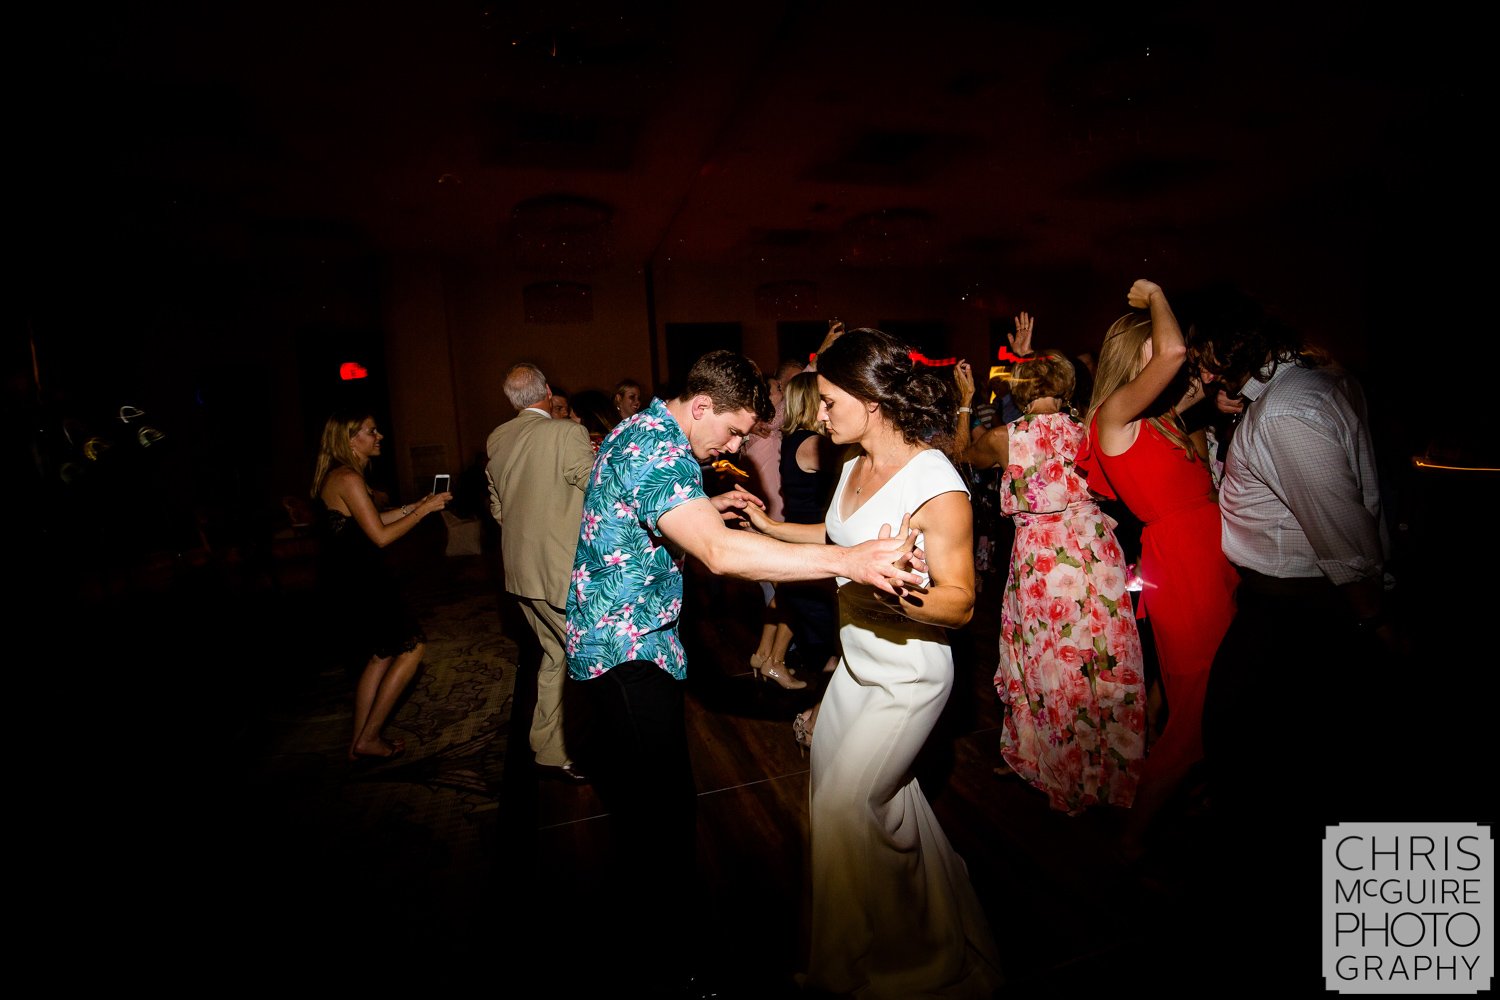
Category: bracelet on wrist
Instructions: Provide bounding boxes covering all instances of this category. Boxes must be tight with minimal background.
[401,504,414,517]
[958,407,972,413]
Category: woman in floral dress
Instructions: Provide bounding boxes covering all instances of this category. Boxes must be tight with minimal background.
[993,351,1146,815]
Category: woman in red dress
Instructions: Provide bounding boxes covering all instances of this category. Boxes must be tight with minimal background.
[1083,279,1239,861]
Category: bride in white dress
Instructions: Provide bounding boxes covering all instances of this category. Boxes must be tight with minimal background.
[747,328,1003,999]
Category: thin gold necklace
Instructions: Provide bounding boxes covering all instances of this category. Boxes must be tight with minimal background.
[855,453,901,495]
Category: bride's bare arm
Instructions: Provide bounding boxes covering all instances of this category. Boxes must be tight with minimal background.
[743,502,827,544]
[883,490,975,628]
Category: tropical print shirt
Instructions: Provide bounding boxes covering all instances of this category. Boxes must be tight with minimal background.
[565,397,704,681]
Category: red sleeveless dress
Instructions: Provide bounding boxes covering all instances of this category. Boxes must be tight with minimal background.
[1082,419,1238,775]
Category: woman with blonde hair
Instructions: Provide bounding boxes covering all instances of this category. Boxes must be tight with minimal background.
[776,371,841,676]
[992,348,1146,815]
[612,378,643,421]
[311,410,453,760]
[1082,279,1238,860]
[744,362,806,690]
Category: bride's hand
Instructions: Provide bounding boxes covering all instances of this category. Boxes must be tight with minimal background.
[743,502,777,534]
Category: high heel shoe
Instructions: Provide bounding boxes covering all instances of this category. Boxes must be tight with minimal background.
[792,710,814,756]
[752,659,807,690]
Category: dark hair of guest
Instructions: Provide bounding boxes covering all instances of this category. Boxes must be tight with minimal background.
[815,327,957,451]
[1182,283,1316,388]
[680,350,775,423]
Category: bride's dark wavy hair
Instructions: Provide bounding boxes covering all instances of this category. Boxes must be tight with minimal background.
[815,327,957,451]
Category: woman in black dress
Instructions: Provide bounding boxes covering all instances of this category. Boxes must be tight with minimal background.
[777,372,841,676]
[311,411,453,760]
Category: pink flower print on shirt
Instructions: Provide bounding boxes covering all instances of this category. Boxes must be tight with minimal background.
[671,482,694,502]
[571,565,591,597]
[613,499,635,519]
[581,512,603,542]
[615,621,645,658]
[603,549,630,567]
[1026,476,1069,511]
[624,441,643,459]
[640,415,665,432]
[1031,416,1060,455]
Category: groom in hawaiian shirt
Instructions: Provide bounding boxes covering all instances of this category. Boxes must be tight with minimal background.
[564,349,921,990]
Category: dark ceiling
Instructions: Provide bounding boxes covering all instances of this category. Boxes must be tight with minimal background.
[17,2,1485,357]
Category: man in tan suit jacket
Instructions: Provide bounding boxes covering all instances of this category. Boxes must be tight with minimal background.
[486,363,595,782]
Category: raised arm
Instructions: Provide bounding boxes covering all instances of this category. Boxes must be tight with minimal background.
[807,320,846,371]
[953,359,976,453]
[329,466,450,548]
[1094,279,1188,441]
[955,421,1010,470]
[658,497,920,594]
[1008,311,1035,358]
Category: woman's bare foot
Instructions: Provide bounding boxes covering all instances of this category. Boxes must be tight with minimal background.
[348,736,405,761]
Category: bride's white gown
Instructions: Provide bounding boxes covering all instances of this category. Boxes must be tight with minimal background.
[809,447,1003,999]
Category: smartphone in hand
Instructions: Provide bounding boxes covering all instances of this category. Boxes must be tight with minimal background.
[433,473,451,494]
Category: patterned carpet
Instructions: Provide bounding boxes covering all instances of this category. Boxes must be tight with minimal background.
[222,554,520,956]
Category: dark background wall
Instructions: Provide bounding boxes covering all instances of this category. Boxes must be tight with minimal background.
[10,2,1490,596]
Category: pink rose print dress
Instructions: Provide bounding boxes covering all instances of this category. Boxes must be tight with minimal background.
[995,412,1145,815]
